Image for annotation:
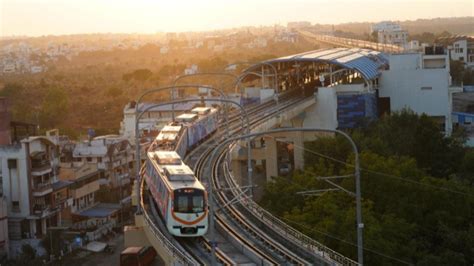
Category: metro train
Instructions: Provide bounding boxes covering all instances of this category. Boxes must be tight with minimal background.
[143,107,218,237]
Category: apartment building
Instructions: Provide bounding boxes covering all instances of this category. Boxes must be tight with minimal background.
[72,135,134,201]
[447,36,474,68]
[372,21,408,48]
[378,47,463,134]
[0,134,72,256]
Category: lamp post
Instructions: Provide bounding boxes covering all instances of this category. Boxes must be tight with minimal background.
[208,127,363,265]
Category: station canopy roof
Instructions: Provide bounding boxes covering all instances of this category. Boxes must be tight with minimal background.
[264,48,389,81]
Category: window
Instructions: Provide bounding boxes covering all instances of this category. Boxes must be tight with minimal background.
[97,157,102,163]
[460,48,464,53]
[173,189,205,213]
[421,86,432,90]
[86,157,93,162]
[12,201,20,212]
[8,159,17,169]
[460,57,464,62]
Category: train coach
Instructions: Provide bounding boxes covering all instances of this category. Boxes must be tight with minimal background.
[144,151,208,237]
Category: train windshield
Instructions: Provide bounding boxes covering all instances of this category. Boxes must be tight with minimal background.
[174,189,205,213]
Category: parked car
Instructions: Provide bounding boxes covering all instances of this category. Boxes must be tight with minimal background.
[120,246,157,266]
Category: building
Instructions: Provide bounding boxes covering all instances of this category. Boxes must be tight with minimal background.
[371,21,402,32]
[59,146,119,241]
[0,131,72,257]
[72,135,134,198]
[184,64,198,75]
[443,36,474,68]
[378,47,463,134]
[120,101,197,140]
[404,40,421,51]
[372,21,408,48]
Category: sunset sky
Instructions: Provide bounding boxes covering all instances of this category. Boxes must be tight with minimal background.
[1,0,472,36]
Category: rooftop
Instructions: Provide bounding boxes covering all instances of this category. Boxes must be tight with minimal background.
[264,48,389,81]
[75,203,121,218]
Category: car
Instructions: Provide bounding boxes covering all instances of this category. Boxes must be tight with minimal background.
[120,246,157,266]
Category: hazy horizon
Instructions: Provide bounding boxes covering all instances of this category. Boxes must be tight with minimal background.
[1,0,473,37]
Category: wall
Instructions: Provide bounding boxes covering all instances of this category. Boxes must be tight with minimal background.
[302,87,338,131]
[379,68,450,117]
[72,179,99,199]
[0,145,31,220]
[337,93,377,129]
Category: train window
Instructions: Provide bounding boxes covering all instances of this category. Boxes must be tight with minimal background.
[192,195,204,212]
[174,189,205,213]
[176,196,188,213]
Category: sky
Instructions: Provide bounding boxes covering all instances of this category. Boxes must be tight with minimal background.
[1,0,473,37]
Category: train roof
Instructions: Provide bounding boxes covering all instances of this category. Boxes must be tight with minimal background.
[191,107,212,115]
[148,151,205,190]
[161,125,182,132]
[156,131,179,142]
[164,165,195,182]
[176,113,198,123]
[152,151,182,165]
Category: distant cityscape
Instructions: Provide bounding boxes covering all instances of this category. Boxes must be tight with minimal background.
[0,14,473,266]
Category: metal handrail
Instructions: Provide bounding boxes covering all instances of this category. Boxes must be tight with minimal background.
[222,155,358,266]
[139,176,198,265]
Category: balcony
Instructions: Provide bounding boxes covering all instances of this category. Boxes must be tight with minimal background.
[32,182,53,197]
[33,204,58,218]
[31,162,52,176]
[118,172,130,181]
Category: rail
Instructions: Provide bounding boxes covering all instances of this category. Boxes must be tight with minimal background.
[139,175,200,265]
[299,30,404,53]
[224,161,358,265]
[139,88,358,264]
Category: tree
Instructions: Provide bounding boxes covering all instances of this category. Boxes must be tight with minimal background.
[352,109,465,178]
[39,86,69,128]
[260,110,474,264]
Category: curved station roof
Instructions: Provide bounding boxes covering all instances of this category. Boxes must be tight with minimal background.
[263,48,389,81]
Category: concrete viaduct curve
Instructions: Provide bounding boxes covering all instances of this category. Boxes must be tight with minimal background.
[130,47,388,265]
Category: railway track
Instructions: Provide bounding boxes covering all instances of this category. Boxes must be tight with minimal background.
[139,87,358,265]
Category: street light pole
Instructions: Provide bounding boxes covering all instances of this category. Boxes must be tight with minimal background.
[209,127,363,265]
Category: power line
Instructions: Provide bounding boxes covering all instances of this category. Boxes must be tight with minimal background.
[279,216,413,265]
[265,135,473,198]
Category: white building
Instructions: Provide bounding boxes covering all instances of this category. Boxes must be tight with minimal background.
[447,37,474,67]
[377,30,408,47]
[184,64,198,75]
[120,101,197,141]
[404,40,421,51]
[372,21,408,48]
[0,134,71,257]
[72,135,134,191]
[378,49,462,134]
[371,21,402,32]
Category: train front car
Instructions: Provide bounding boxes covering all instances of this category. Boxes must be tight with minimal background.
[171,186,208,236]
[164,165,208,237]
[146,151,208,237]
